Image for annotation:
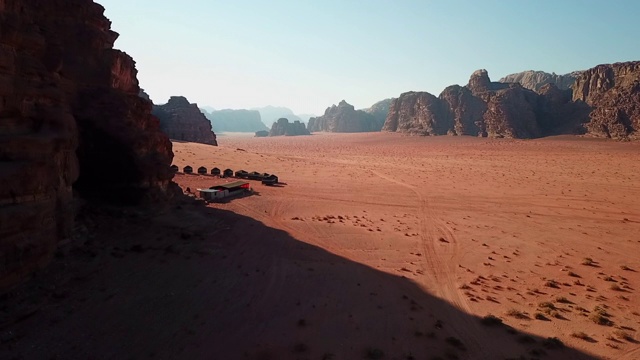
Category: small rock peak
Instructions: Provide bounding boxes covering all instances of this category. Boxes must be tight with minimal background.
[468,69,491,92]
[276,117,289,124]
[167,96,191,107]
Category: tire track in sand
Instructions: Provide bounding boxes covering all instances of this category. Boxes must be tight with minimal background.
[368,169,490,357]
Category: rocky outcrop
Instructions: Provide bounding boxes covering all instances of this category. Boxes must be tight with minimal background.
[308,100,381,132]
[203,109,268,133]
[153,96,217,145]
[499,70,582,92]
[254,130,269,137]
[384,70,545,138]
[0,0,176,287]
[269,118,310,136]
[573,61,640,138]
[362,98,394,131]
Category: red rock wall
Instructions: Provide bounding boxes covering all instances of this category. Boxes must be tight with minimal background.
[153,96,217,145]
[573,61,640,138]
[0,0,176,287]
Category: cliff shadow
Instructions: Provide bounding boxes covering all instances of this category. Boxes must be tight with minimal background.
[0,199,600,360]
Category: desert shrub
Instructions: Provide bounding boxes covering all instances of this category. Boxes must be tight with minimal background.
[445,337,466,350]
[534,312,549,321]
[571,332,591,341]
[517,335,536,344]
[568,271,581,277]
[610,284,623,291]
[556,296,571,304]
[480,314,503,326]
[544,280,560,288]
[542,337,564,349]
[590,313,613,326]
[613,330,635,341]
[538,302,556,310]
[620,265,632,271]
[582,257,595,266]
[506,309,529,319]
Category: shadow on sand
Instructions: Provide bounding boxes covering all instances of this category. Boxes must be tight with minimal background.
[0,198,599,360]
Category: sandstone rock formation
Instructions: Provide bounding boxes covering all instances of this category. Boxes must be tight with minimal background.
[152,97,217,145]
[384,70,546,138]
[269,118,310,136]
[0,0,176,287]
[307,100,382,132]
[203,109,268,133]
[573,61,640,138]
[362,98,394,130]
[499,70,582,92]
[254,130,269,137]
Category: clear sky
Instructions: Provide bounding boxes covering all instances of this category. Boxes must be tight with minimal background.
[99,0,639,115]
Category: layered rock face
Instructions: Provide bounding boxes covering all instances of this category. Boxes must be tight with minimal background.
[153,96,217,145]
[0,0,175,286]
[204,109,267,133]
[308,100,381,132]
[269,118,310,136]
[573,61,640,138]
[499,70,581,91]
[384,70,548,138]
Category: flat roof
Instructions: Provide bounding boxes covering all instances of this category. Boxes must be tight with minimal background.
[197,189,220,193]
[211,181,250,190]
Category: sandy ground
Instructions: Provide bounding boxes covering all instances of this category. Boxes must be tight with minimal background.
[1,132,639,360]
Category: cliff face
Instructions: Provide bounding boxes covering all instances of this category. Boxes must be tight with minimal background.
[153,96,217,145]
[308,100,381,132]
[384,70,547,138]
[0,0,176,287]
[269,118,310,136]
[573,61,640,138]
[361,98,394,131]
[499,70,581,92]
[204,109,267,133]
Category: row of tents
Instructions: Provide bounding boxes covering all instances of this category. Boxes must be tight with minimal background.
[171,165,279,185]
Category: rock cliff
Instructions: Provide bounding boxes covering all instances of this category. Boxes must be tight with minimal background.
[361,98,394,131]
[308,100,381,132]
[152,96,217,145]
[499,70,582,92]
[0,0,176,287]
[203,109,268,133]
[384,70,545,138]
[573,61,640,138]
[269,118,310,136]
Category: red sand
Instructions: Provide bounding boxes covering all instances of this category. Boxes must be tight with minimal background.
[173,133,640,359]
[1,133,638,359]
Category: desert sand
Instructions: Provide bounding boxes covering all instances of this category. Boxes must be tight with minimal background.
[1,133,638,360]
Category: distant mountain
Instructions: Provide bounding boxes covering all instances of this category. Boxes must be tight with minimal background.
[499,70,582,92]
[252,106,302,125]
[200,105,216,113]
[202,109,268,133]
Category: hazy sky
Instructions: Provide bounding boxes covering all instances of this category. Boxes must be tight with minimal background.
[99,0,638,115]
